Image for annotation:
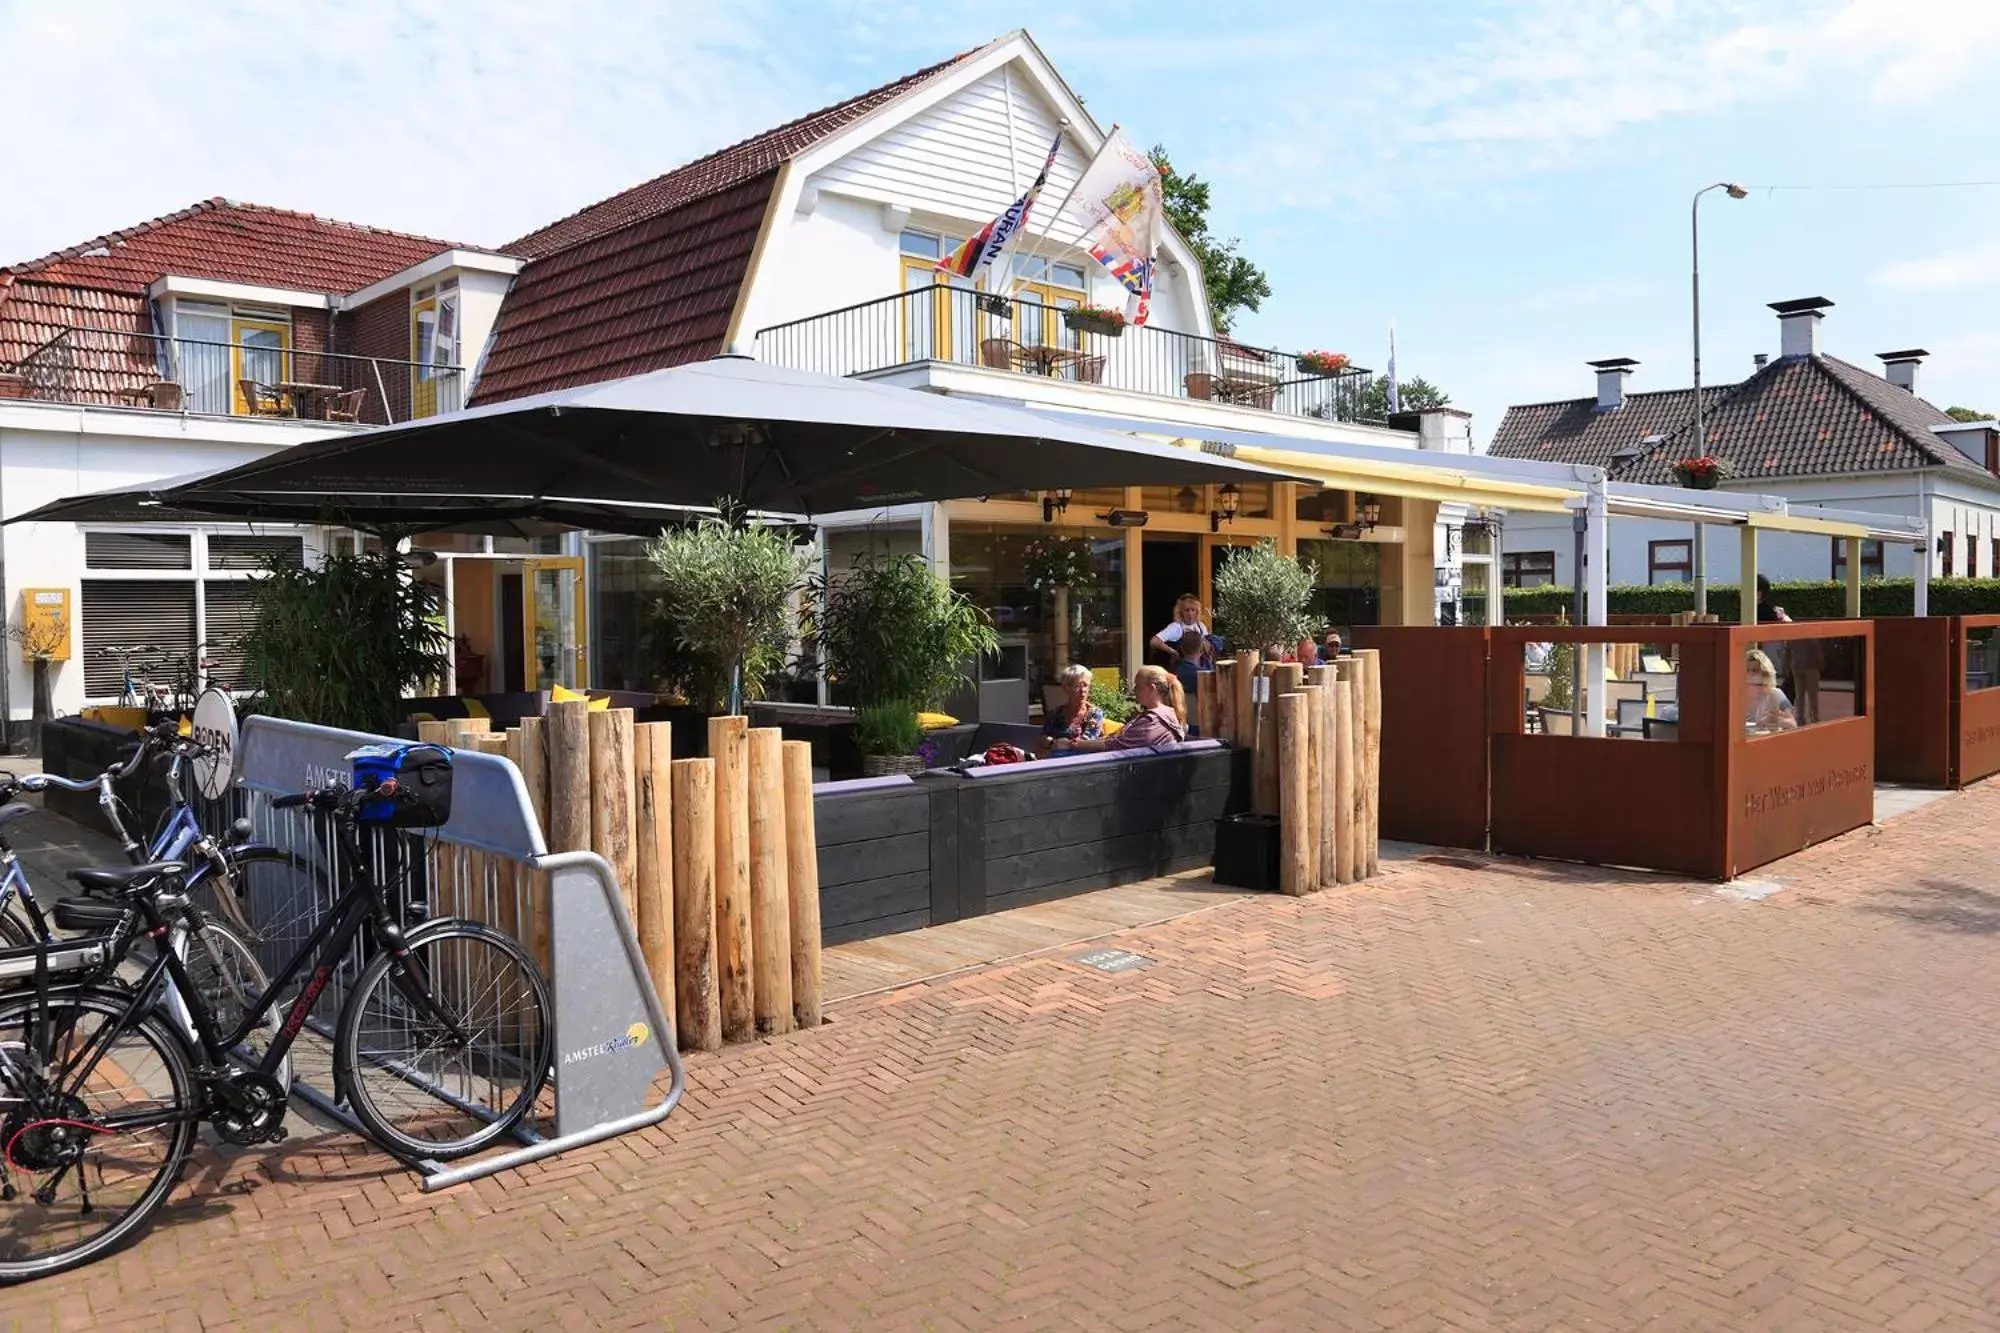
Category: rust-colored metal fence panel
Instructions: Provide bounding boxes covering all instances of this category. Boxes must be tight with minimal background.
[1723,620,1875,878]
[1352,627,1489,850]
[1486,626,1730,878]
[1872,618,1952,785]
[1955,614,2000,786]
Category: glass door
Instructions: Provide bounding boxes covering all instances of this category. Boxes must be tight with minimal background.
[523,558,587,690]
[230,319,290,414]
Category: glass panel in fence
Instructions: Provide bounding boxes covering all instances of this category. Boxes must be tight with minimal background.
[1967,625,1999,692]
[1742,634,1865,735]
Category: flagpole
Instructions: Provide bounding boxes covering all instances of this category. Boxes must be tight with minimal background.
[1006,118,1096,297]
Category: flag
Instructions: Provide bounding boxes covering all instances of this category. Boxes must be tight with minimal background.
[937,131,1064,279]
[1067,128,1166,325]
[1387,324,1400,415]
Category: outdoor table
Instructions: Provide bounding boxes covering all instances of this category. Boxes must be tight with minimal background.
[1009,344,1085,377]
[1643,703,1680,741]
[1214,375,1278,408]
[278,381,342,418]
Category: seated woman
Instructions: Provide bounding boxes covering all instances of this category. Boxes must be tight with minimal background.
[1054,665,1188,754]
[1745,648,1798,735]
[1039,663,1105,757]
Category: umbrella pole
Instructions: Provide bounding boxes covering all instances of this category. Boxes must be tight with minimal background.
[729,660,744,716]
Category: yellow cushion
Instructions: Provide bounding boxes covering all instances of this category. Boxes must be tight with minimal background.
[1102,718,1124,737]
[462,697,491,719]
[917,712,958,731]
[409,711,439,724]
[551,684,612,711]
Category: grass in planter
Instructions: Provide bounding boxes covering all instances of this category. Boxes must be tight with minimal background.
[854,701,922,758]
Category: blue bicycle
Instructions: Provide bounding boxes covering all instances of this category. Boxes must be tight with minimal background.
[0,724,314,1085]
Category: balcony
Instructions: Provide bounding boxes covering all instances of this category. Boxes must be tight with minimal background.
[0,326,464,426]
[756,287,1383,425]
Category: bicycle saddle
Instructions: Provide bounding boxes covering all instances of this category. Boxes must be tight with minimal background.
[51,895,126,932]
[68,861,187,895]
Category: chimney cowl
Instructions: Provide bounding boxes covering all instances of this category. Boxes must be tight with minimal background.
[1587,356,1638,412]
[1769,296,1833,360]
[1877,347,1928,394]
[1753,352,1769,369]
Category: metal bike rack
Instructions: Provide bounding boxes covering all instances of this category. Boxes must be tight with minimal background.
[232,715,685,1190]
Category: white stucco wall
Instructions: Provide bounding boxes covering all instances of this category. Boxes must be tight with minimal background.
[0,403,344,720]
[454,268,516,395]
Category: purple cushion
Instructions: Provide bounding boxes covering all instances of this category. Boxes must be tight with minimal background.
[812,774,916,795]
[964,743,1213,778]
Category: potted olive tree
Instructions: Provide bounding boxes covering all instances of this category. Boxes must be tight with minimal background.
[809,549,997,775]
[647,508,811,716]
[1210,540,1317,657]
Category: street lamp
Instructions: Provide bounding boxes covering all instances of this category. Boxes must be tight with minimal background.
[1690,181,1748,613]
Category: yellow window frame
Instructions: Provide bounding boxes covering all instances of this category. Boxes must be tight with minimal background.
[230,318,291,415]
[411,296,440,419]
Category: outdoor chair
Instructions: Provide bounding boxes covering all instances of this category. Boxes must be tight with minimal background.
[238,378,286,416]
[1604,679,1647,718]
[979,338,1016,370]
[146,380,184,411]
[1073,356,1106,383]
[1633,669,1677,703]
[1524,673,1553,705]
[1614,697,1648,737]
[1184,372,1217,400]
[323,387,368,422]
[1538,706,1577,736]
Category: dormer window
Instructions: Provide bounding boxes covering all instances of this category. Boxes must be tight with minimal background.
[411,280,460,418]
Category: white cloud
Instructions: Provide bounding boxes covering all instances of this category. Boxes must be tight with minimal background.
[1875,241,2000,292]
[0,0,805,260]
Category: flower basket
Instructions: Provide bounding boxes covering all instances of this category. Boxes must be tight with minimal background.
[861,753,924,777]
[1023,535,1097,592]
[1670,456,1729,490]
[1065,307,1125,338]
[1295,350,1350,377]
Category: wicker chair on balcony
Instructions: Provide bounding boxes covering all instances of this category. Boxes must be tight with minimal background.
[1184,372,1218,400]
[1073,356,1106,383]
[979,338,1016,370]
[238,379,286,416]
[323,387,368,422]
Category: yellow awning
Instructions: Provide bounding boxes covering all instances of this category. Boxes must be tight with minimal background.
[1165,439,1580,514]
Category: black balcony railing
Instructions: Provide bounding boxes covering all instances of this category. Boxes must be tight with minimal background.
[756,286,1382,424]
[5,327,464,425]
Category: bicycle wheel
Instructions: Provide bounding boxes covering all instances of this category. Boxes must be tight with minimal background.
[0,908,33,949]
[177,919,291,1094]
[335,921,551,1161]
[0,990,197,1283]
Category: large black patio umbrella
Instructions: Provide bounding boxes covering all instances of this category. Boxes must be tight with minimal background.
[108,355,1307,515]
[2,465,764,539]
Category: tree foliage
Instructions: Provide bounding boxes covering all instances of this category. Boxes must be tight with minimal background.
[646,509,811,712]
[241,550,451,733]
[1148,145,1271,336]
[1945,405,1993,423]
[1358,374,1451,419]
[806,549,998,719]
[1211,541,1318,653]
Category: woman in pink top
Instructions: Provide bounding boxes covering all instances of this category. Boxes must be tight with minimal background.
[1054,666,1188,754]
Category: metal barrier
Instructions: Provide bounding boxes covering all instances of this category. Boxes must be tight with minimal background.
[231,715,684,1190]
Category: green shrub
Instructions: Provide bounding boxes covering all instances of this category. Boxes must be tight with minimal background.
[1503,577,2000,621]
[646,509,810,711]
[1212,540,1317,651]
[1089,676,1138,723]
[854,700,922,758]
[240,550,451,733]
[808,549,998,711]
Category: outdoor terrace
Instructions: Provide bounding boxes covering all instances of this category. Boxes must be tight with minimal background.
[757,286,1384,424]
[1,326,464,427]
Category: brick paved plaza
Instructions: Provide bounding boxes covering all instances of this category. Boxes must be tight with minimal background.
[10,781,2000,1331]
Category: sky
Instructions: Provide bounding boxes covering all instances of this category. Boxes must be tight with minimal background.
[3,0,1997,445]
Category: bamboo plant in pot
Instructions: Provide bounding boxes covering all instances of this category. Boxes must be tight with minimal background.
[809,549,998,776]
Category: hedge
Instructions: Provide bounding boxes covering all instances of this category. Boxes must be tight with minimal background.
[1501,578,2000,622]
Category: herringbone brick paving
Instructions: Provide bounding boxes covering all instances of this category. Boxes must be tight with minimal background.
[8,784,2000,1331]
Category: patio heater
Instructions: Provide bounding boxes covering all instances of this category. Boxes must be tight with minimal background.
[1690,181,1748,613]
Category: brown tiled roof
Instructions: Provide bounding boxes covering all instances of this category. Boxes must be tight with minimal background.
[1616,355,1986,484]
[1488,386,1731,468]
[473,48,973,404]
[1,198,462,296]
[1492,355,1994,486]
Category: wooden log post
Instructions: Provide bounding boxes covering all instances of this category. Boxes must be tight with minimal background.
[1234,650,1261,750]
[416,720,452,747]
[589,708,638,926]
[782,740,823,1031]
[445,717,491,746]
[708,715,754,1044]
[633,722,675,1030]
[1277,691,1311,896]
[1195,670,1216,740]
[1340,659,1365,880]
[518,714,551,974]
[1259,662,1302,819]
[1307,665,1337,888]
[1333,674,1357,885]
[501,728,532,951]
[669,758,721,1052]
[545,700,592,856]
[467,734,512,932]
[1215,659,1238,747]
[1357,647,1383,877]
[747,727,794,1036]
[1301,683,1323,893]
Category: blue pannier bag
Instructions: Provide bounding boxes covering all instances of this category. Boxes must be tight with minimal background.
[345,743,453,827]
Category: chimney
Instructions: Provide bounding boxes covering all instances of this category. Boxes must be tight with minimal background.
[1588,357,1638,411]
[1752,353,1768,370]
[1877,347,1928,394]
[1769,296,1833,359]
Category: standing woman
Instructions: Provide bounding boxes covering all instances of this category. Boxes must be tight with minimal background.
[1149,594,1209,665]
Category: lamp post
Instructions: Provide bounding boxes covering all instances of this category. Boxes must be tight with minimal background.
[1690,181,1747,614]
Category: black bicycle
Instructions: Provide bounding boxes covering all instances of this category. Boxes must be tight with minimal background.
[0,780,553,1283]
